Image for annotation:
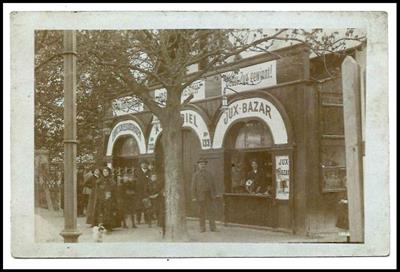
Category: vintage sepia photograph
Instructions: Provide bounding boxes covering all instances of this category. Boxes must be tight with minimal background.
[8,9,392,261]
[33,28,366,244]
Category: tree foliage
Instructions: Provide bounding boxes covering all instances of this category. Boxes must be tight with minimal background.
[35,29,366,162]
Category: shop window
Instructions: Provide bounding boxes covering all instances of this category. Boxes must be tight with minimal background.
[226,120,274,196]
[234,121,273,149]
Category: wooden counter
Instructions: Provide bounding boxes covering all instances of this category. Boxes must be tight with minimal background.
[223,193,285,229]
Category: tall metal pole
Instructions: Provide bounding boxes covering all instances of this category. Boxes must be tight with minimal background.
[60,30,81,243]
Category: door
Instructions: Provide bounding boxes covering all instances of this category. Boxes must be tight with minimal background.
[182,129,201,217]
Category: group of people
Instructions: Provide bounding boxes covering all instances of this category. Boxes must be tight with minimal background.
[51,157,273,236]
[80,160,165,235]
[72,157,225,235]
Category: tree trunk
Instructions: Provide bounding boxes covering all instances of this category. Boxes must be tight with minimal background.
[160,109,189,241]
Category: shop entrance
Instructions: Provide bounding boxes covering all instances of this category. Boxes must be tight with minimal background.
[223,119,280,227]
[224,119,274,194]
[182,129,202,217]
[112,135,140,171]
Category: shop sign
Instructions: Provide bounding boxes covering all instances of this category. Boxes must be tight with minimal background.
[222,99,272,125]
[213,97,288,148]
[275,155,290,200]
[147,110,211,153]
[153,80,205,106]
[181,110,211,149]
[147,122,162,154]
[107,120,147,156]
[112,96,144,116]
[221,61,277,94]
[181,80,205,102]
[111,122,142,142]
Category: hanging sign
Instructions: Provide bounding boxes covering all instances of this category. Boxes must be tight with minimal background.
[221,60,277,94]
[275,155,290,200]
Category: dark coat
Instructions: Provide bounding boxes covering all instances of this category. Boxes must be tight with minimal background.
[102,176,120,229]
[191,169,217,202]
[85,174,101,225]
[135,168,151,208]
[246,169,267,193]
[118,176,136,214]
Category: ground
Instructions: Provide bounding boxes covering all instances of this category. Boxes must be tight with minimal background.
[35,208,347,243]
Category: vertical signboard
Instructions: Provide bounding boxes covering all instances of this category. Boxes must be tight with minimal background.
[275,155,290,200]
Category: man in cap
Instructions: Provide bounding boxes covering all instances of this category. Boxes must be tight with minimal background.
[191,158,218,232]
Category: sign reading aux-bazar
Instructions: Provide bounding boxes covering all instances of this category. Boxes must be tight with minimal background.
[222,61,277,94]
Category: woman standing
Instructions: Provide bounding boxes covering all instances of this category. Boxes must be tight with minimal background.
[85,168,101,226]
[101,167,119,231]
[122,168,138,229]
[115,169,128,228]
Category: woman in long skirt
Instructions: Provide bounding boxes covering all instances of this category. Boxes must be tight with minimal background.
[85,168,101,226]
[101,167,120,231]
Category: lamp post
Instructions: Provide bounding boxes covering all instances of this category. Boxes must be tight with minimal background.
[60,30,81,243]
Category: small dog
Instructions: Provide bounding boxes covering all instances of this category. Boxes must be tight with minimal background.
[92,223,106,243]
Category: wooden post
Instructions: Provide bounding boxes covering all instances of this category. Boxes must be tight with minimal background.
[341,56,364,242]
[60,30,81,243]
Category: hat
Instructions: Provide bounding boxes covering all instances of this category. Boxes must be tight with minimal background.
[197,158,208,164]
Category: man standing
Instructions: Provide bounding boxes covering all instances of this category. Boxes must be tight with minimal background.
[135,159,151,225]
[191,158,218,232]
